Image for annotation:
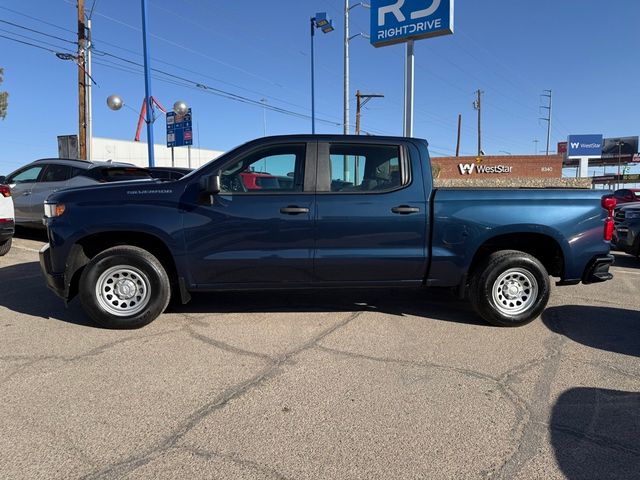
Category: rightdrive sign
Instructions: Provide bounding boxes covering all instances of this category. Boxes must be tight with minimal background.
[371,0,454,48]
[567,134,603,158]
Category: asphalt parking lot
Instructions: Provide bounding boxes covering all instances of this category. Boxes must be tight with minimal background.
[1,232,638,480]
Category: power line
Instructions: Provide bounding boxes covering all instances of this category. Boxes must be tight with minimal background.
[90,48,342,127]
[0,18,77,45]
[0,5,75,34]
[0,32,69,54]
[0,28,76,53]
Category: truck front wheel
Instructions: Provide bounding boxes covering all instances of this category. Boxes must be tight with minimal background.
[79,246,171,329]
[469,250,550,327]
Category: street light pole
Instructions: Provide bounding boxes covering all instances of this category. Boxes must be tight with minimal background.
[310,17,316,134]
[617,140,624,189]
[310,13,334,135]
[141,0,155,167]
[344,0,349,135]
[344,2,370,136]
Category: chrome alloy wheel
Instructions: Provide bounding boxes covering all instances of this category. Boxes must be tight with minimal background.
[491,268,538,316]
[95,266,151,317]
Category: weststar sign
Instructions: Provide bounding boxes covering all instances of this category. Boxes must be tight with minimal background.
[459,163,513,175]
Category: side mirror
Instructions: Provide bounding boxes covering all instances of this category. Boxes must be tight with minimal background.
[202,172,221,195]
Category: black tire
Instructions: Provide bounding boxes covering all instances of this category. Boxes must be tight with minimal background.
[0,238,11,256]
[469,250,550,327]
[79,246,171,329]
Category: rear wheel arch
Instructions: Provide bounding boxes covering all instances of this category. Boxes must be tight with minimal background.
[467,232,565,281]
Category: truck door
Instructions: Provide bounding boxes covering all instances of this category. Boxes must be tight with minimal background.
[183,142,316,286]
[313,141,429,283]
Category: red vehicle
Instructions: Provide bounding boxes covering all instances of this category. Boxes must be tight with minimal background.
[239,171,279,190]
[612,189,640,204]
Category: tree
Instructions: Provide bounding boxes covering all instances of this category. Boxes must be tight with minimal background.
[0,68,8,120]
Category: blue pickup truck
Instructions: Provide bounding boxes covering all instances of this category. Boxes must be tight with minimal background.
[40,135,615,329]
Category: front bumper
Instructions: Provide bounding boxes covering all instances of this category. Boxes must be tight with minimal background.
[582,254,615,284]
[39,243,66,300]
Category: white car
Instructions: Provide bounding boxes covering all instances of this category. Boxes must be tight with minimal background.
[0,184,15,256]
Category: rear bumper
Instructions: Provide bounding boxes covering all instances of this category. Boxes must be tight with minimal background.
[39,243,66,300]
[582,254,615,284]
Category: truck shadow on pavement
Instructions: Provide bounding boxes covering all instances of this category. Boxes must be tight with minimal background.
[175,288,487,326]
[542,306,640,358]
[612,252,640,269]
[550,387,640,480]
[0,261,487,328]
[0,261,94,327]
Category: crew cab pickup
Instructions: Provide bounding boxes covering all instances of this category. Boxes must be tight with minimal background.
[40,135,615,329]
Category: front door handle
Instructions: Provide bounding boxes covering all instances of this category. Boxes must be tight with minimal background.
[280,206,310,215]
[391,205,420,215]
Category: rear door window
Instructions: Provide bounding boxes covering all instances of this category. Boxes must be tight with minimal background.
[322,144,405,193]
[40,164,72,183]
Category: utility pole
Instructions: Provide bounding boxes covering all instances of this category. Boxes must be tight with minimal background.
[540,89,552,156]
[77,0,87,160]
[85,17,93,160]
[355,90,384,135]
[455,114,462,157]
[473,90,483,156]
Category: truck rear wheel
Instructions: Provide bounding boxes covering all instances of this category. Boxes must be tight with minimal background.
[469,250,550,327]
[79,246,170,329]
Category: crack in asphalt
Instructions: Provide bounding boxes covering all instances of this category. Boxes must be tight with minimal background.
[494,312,567,480]
[177,445,295,480]
[80,311,362,480]
[315,343,533,477]
[184,325,276,363]
[0,328,183,387]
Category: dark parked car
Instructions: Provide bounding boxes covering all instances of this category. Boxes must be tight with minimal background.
[40,135,614,329]
[0,159,154,227]
[612,188,640,205]
[613,203,640,258]
[147,167,193,181]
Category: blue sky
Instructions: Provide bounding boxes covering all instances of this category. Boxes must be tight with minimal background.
[0,0,639,174]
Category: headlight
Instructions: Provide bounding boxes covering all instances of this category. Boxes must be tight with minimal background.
[44,202,66,218]
[626,210,640,219]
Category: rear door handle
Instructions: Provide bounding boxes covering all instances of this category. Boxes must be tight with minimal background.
[391,205,420,215]
[280,206,310,215]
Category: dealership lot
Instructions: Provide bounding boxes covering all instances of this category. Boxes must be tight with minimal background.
[0,234,638,479]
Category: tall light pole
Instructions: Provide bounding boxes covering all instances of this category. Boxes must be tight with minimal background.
[141,0,155,166]
[344,2,370,135]
[310,13,334,134]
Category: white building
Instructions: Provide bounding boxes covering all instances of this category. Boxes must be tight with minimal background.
[91,137,224,169]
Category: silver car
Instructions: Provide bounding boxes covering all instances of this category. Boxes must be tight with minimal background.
[0,159,153,228]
